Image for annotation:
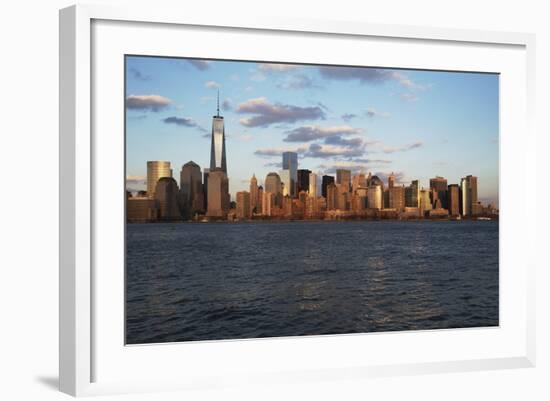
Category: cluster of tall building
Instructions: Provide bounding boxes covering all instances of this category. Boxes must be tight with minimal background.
[127,94,496,223]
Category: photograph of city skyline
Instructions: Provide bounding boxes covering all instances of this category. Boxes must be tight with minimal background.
[125,55,499,344]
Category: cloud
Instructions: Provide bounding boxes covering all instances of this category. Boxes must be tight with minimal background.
[264,162,282,168]
[341,113,357,122]
[283,125,361,142]
[126,95,171,112]
[187,59,211,71]
[238,134,253,141]
[382,141,423,153]
[126,175,146,185]
[205,80,221,89]
[163,116,207,132]
[304,143,364,159]
[324,136,364,147]
[222,99,232,111]
[374,171,406,185]
[351,158,392,165]
[318,159,394,175]
[128,67,150,81]
[319,66,426,90]
[258,63,300,72]
[277,74,320,90]
[400,93,419,102]
[365,108,391,118]
[236,97,326,127]
[254,146,307,157]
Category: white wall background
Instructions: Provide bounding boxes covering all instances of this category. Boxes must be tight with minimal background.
[0,1,547,400]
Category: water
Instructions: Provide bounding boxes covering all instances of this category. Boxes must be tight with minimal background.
[126,220,499,344]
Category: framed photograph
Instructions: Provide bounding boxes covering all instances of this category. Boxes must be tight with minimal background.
[60,4,536,396]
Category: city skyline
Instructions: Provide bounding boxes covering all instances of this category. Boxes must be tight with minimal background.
[125,56,499,206]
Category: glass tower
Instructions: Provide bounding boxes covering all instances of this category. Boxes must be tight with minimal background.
[281,151,298,197]
[209,91,227,173]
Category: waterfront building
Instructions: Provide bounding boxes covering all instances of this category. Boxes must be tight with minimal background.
[206,169,230,217]
[209,91,227,173]
[336,169,352,192]
[419,188,432,215]
[236,191,251,219]
[460,175,478,216]
[309,172,318,198]
[180,161,204,216]
[282,152,298,197]
[265,172,282,207]
[279,169,292,197]
[430,176,448,209]
[249,174,259,214]
[405,179,420,208]
[322,175,335,198]
[367,185,382,209]
[389,185,406,211]
[262,191,275,216]
[326,183,337,210]
[283,195,294,217]
[147,161,171,199]
[154,177,180,220]
[297,169,311,194]
[203,168,210,211]
[388,172,396,189]
[257,185,264,214]
[127,197,158,223]
[336,183,349,210]
[352,172,367,194]
[447,184,460,216]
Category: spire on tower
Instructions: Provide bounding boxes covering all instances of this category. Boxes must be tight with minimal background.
[216,89,220,117]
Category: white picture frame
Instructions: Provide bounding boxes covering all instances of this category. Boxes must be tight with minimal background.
[59,4,536,397]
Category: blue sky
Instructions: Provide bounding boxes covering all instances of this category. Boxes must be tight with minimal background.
[125,56,499,205]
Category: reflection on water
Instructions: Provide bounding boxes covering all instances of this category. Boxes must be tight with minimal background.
[126,220,499,344]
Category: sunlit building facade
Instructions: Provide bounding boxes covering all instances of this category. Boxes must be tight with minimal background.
[282,151,298,197]
[209,93,227,173]
[147,161,171,199]
[309,172,317,197]
[236,191,251,219]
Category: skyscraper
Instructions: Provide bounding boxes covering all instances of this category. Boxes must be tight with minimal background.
[309,172,317,197]
[448,184,460,216]
[249,174,259,214]
[405,179,420,207]
[460,175,478,216]
[389,185,406,211]
[388,172,396,189]
[147,161,171,199]
[265,172,282,207]
[209,91,227,173]
[236,191,251,219]
[352,172,367,193]
[322,175,335,199]
[297,169,311,193]
[180,161,203,216]
[336,169,351,192]
[430,176,448,209]
[367,185,382,209]
[154,177,180,220]
[282,151,298,197]
[206,170,229,217]
[279,169,292,197]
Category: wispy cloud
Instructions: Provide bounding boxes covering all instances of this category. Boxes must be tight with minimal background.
[187,59,211,71]
[222,99,232,111]
[163,116,207,132]
[128,67,151,81]
[126,95,171,112]
[382,141,423,153]
[304,143,364,159]
[126,175,146,185]
[236,97,326,128]
[341,113,358,122]
[365,108,391,118]
[283,125,361,142]
[254,146,307,157]
[205,80,221,89]
[277,74,321,90]
[400,93,419,102]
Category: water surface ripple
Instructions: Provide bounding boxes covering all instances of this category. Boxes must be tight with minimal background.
[126,220,499,344]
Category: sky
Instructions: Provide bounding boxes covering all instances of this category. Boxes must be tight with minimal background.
[125,56,499,206]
